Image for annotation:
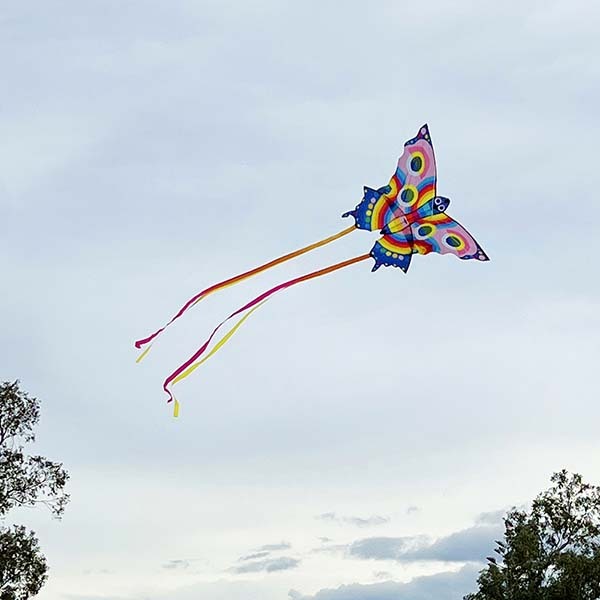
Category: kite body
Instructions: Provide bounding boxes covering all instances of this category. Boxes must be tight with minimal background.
[342,125,488,272]
[135,124,489,412]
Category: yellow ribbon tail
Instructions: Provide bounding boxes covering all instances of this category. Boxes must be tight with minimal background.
[171,300,268,387]
[173,398,180,418]
[134,226,355,355]
[136,344,153,364]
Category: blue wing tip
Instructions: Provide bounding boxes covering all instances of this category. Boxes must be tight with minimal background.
[405,123,432,147]
[460,249,490,262]
[370,249,411,274]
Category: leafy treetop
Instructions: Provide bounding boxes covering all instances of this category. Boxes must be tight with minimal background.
[465,470,600,600]
[0,381,69,518]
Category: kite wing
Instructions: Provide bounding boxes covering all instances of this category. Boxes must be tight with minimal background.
[370,230,413,272]
[133,122,490,411]
[410,212,489,261]
[343,124,437,232]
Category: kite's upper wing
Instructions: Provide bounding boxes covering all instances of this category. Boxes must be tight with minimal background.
[343,124,437,232]
[342,185,394,231]
[410,212,489,261]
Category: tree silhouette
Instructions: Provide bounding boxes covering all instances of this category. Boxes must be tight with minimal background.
[0,381,69,599]
[465,470,600,600]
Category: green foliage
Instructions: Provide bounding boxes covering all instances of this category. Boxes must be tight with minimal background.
[0,380,70,599]
[0,381,69,518]
[0,526,47,600]
[465,470,600,600]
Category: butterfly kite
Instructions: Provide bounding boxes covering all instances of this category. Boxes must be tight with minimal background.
[135,124,489,415]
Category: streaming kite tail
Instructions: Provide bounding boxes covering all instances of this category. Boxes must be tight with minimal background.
[134,225,356,360]
[163,253,371,404]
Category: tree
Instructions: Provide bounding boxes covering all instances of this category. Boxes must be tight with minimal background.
[0,381,69,599]
[465,470,600,600]
[0,527,48,600]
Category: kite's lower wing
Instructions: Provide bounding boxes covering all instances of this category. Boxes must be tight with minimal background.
[371,231,413,272]
[411,213,489,261]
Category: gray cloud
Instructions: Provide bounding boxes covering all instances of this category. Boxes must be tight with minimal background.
[289,564,480,600]
[257,542,292,552]
[412,525,502,563]
[238,551,271,562]
[346,516,389,528]
[312,543,348,556]
[67,597,130,600]
[162,559,190,570]
[316,512,389,527]
[475,510,506,526]
[406,506,420,515]
[349,536,428,560]
[232,556,300,574]
[82,569,113,575]
[318,512,337,521]
[349,524,502,563]
[233,541,296,572]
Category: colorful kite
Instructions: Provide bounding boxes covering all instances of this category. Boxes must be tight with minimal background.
[135,124,489,415]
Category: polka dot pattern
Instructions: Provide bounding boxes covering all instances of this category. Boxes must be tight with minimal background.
[342,124,489,273]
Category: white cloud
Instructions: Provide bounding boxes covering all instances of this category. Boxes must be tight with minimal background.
[316,512,390,528]
[231,556,300,574]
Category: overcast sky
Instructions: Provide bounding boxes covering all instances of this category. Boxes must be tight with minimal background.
[1,1,599,599]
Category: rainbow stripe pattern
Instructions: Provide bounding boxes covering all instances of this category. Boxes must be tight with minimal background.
[343,124,488,272]
[136,123,489,411]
